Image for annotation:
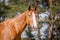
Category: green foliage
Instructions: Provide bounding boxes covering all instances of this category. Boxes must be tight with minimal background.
[8,0,29,13]
[52,5,60,12]
[0,1,11,17]
[25,27,34,38]
[55,18,60,25]
[6,0,30,18]
[38,7,45,12]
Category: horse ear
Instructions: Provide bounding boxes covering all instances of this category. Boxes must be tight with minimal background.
[34,4,37,11]
[28,5,31,11]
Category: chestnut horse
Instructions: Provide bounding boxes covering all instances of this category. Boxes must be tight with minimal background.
[0,6,37,40]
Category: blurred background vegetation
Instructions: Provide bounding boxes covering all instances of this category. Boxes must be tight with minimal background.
[0,0,60,40]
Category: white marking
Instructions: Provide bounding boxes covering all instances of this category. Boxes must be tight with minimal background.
[32,12,37,28]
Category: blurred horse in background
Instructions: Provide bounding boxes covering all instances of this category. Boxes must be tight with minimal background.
[0,5,37,40]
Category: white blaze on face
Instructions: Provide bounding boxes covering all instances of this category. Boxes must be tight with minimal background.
[32,12,37,28]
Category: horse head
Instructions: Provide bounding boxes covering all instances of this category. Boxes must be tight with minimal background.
[26,5,37,31]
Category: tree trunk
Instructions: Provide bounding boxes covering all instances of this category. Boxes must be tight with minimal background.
[48,0,54,40]
[37,12,40,40]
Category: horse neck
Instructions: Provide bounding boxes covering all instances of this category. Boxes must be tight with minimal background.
[15,12,27,34]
